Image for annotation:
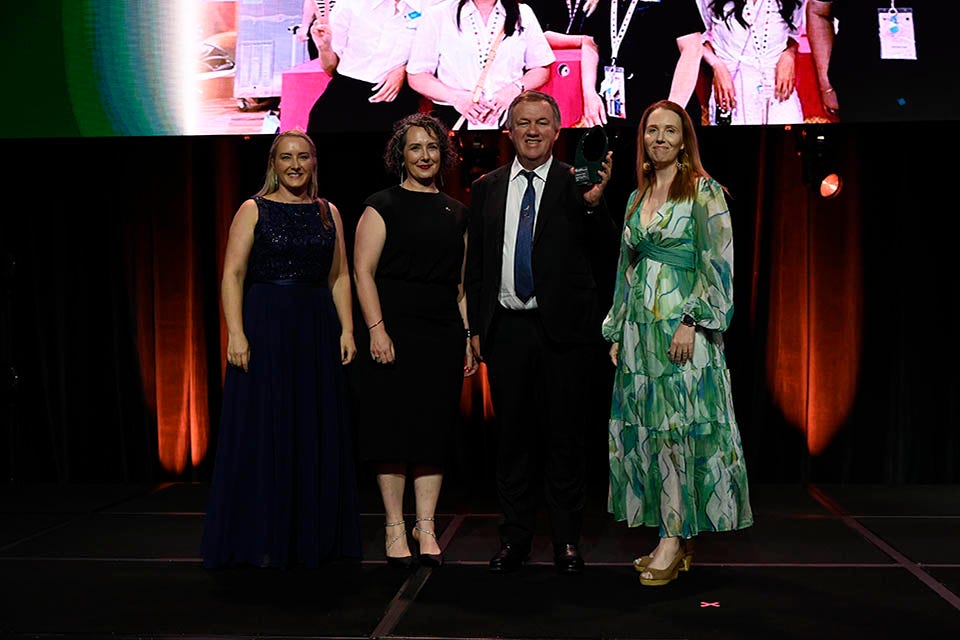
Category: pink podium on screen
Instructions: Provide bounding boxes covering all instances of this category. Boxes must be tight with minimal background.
[279,59,332,133]
[279,48,584,132]
[540,48,583,128]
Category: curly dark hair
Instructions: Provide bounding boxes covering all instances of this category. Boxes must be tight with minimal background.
[384,113,459,178]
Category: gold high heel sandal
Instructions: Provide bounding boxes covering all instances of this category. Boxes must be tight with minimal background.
[638,546,686,586]
[413,516,443,567]
[633,539,694,573]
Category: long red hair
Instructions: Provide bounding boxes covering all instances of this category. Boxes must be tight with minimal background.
[628,100,717,218]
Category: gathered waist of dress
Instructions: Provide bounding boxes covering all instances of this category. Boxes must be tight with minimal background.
[250,278,328,288]
[635,238,696,271]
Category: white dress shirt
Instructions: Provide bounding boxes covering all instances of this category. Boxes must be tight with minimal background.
[696,0,804,124]
[330,0,425,84]
[406,1,555,103]
[500,156,553,310]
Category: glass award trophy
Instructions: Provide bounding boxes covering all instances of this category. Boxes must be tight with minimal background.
[574,125,608,185]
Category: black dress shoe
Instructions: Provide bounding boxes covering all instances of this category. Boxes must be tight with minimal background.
[384,520,416,570]
[488,543,529,573]
[554,544,584,575]
[418,552,443,568]
[413,518,444,568]
[385,554,417,570]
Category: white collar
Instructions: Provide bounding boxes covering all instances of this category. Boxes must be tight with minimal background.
[510,156,553,182]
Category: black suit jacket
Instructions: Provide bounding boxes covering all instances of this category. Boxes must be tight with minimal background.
[465,158,618,346]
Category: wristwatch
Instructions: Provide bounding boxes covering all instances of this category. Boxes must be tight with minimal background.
[680,314,696,327]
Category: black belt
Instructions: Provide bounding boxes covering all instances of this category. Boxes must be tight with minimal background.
[498,305,539,316]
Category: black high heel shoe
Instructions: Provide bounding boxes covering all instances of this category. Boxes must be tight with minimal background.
[384,520,416,569]
[413,517,443,567]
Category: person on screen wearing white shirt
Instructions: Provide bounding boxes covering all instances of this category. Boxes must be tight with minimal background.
[407,0,556,130]
[307,0,426,133]
[697,0,804,126]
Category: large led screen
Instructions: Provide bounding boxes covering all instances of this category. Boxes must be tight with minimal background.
[0,0,954,139]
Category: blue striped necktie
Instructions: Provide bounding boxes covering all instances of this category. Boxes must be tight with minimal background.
[515,170,536,302]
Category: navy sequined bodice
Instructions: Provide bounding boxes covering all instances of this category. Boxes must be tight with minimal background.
[246,197,336,284]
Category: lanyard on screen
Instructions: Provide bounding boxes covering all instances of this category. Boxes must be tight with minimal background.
[609,0,643,65]
[566,0,585,33]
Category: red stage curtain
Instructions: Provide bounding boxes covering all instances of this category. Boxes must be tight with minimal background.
[125,141,245,476]
[760,130,862,455]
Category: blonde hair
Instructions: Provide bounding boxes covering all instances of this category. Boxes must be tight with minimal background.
[255,129,330,226]
[257,129,320,199]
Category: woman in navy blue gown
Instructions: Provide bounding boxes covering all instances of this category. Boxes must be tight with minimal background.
[201,129,361,568]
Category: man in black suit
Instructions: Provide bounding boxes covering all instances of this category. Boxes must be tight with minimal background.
[465,91,616,574]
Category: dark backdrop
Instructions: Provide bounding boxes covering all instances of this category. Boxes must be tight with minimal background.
[1,123,957,491]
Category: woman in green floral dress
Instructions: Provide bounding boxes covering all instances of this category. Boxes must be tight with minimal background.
[602,100,753,586]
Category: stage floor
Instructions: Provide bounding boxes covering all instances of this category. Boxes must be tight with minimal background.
[1,481,958,639]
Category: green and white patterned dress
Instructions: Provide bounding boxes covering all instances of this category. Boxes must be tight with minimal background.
[602,177,753,538]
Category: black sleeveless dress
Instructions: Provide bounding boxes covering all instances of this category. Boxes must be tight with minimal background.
[201,197,361,568]
[352,186,469,464]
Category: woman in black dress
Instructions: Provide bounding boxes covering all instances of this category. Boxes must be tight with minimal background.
[201,129,360,568]
[353,114,477,568]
